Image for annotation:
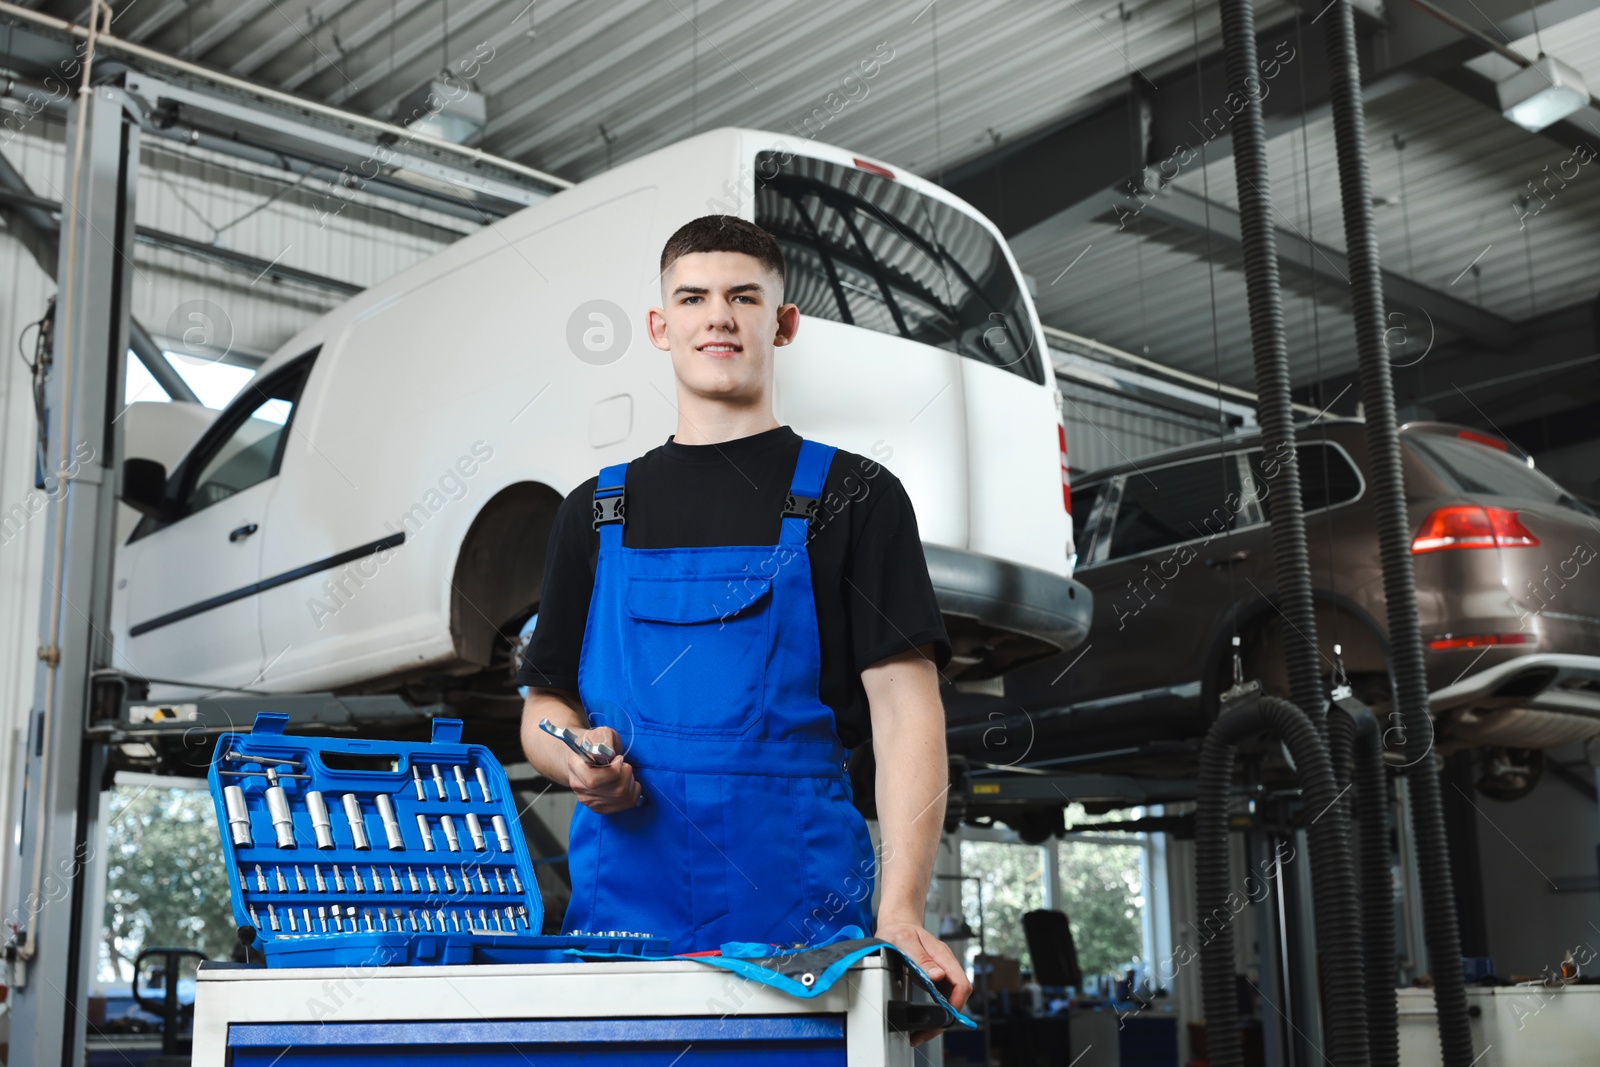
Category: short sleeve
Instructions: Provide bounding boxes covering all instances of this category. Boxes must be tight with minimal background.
[512,478,598,692]
[846,475,953,674]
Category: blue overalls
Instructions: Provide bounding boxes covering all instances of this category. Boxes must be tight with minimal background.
[563,438,877,953]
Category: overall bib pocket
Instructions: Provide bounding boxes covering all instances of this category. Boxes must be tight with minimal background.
[623,574,772,736]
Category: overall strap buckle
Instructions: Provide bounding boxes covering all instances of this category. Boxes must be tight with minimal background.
[593,492,626,529]
[782,494,818,520]
[593,462,629,531]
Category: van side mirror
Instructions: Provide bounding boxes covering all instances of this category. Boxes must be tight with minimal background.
[121,458,173,520]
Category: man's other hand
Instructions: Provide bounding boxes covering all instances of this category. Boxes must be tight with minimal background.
[568,727,641,813]
[875,920,973,1047]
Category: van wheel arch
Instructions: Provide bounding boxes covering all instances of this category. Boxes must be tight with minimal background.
[449,481,565,673]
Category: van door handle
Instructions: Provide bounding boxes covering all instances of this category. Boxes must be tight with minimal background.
[229,523,259,543]
[1205,549,1250,567]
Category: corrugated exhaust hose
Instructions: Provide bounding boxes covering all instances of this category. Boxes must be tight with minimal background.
[1216,0,1326,723]
[1329,695,1399,1067]
[1196,691,1370,1067]
[1319,1,1475,1062]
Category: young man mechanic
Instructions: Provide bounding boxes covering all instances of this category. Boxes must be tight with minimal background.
[516,215,971,1030]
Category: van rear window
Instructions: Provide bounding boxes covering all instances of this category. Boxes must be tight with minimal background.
[1406,432,1594,515]
[753,151,1045,384]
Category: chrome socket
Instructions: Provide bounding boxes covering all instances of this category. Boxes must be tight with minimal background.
[265,774,296,849]
[417,813,435,851]
[305,791,335,850]
[440,814,460,852]
[465,812,486,851]
[223,785,253,847]
[342,793,371,850]
[375,793,405,850]
[491,815,512,852]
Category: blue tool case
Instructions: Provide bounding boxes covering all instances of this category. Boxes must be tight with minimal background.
[207,712,667,968]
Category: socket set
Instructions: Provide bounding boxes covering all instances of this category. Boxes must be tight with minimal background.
[208,712,667,968]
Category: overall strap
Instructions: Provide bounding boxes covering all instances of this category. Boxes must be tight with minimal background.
[781,440,836,531]
[592,462,629,545]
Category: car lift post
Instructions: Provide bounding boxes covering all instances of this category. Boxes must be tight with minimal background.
[5,85,136,1067]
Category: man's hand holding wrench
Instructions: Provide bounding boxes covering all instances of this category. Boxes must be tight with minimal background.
[538,718,643,813]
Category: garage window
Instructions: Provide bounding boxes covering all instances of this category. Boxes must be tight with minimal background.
[753,152,1045,383]
[958,806,1161,982]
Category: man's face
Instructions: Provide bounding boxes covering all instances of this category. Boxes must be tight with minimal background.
[648,250,798,403]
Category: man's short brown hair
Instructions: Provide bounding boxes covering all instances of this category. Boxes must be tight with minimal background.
[659,215,785,293]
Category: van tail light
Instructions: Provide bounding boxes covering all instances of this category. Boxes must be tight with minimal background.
[852,157,895,180]
[1411,505,1539,553]
[1058,424,1071,512]
[1427,633,1532,650]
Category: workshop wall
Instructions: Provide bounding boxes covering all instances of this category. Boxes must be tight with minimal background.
[1058,381,1224,474]
[1473,741,1600,978]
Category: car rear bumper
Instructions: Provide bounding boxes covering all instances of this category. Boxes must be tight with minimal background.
[1429,652,1600,718]
[923,544,1093,680]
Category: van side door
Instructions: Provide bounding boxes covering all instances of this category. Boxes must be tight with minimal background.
[118,354,315,692]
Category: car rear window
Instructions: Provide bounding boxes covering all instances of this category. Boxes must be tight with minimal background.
[753,151,1045,383]
[1241,441,1364,512]
[1071,483,1104,554]
[1107,456,1244,560]
[1406,432,1594,515]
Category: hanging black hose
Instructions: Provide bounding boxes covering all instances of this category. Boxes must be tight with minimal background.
[1197,690,1370,1067]
[1319,4,1475,1063]
[1328,695,1399,1067]
[1216,0,1326,721]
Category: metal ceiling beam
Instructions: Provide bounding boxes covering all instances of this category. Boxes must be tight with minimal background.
[945,0,1600,241]
[1136,184,1519,349]
[0,181,365,293]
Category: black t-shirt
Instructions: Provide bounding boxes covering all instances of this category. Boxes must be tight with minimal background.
[513,425,952,748]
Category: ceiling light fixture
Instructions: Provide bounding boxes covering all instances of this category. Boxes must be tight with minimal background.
[1497,54,1591,131]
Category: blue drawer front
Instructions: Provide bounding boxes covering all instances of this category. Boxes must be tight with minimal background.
[228,1015,847,1065]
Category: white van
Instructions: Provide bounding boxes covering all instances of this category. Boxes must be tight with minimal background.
[113,128,1090,708]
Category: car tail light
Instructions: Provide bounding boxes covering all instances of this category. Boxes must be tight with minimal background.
[1411,505,1539,553]
[1058,424,1071,512]
[1457,429,1508,451]
[1427,633,1532,650]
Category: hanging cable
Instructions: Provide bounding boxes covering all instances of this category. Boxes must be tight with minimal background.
[1189,0,1241,676]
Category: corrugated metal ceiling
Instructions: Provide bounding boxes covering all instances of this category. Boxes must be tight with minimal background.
[26,0,1600,392]
[86,0,1291,181]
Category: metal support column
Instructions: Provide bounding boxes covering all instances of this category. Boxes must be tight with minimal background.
[5,84,137,1067]
[1249,831,1288,1067]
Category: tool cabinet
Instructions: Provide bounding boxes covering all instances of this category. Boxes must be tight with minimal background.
[192,955,922,1065]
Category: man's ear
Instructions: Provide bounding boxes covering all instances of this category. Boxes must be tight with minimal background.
[647,306,671,351]
[774,302,800,347]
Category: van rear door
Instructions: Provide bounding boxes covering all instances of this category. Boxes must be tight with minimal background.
[753,151,1068,576]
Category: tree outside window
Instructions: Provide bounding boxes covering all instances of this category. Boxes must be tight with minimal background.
[102,785,237,981]
[960,804,1149,981]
